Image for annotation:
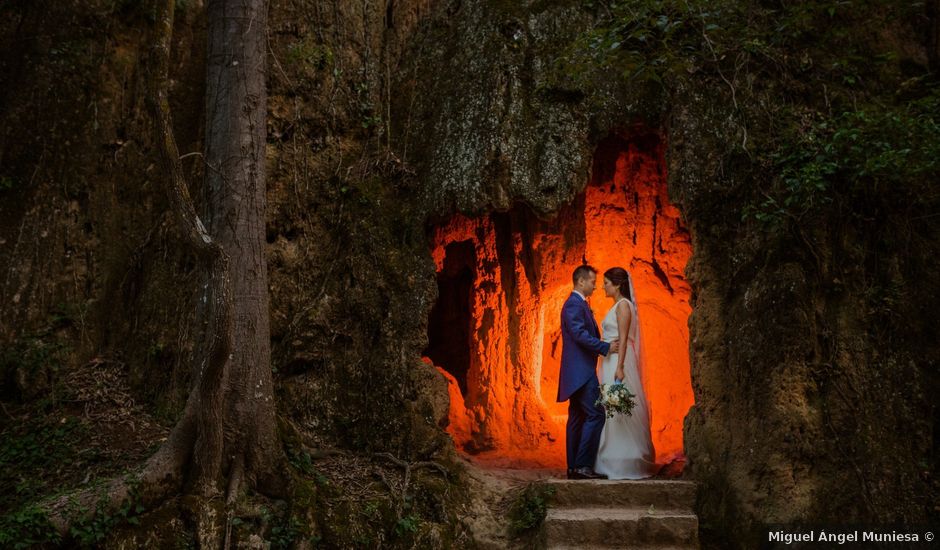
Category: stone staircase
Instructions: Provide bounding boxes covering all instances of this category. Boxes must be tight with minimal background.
[539,479,700,549]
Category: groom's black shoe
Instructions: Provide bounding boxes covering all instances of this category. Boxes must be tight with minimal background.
[570,467,607,480]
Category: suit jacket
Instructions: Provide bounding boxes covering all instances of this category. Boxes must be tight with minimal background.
[557,292,611,402]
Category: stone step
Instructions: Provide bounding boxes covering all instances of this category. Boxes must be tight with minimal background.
[542,506,699,548]
[542,478,697,510]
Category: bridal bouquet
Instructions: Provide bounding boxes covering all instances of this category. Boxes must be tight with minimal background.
[595,382,636,418]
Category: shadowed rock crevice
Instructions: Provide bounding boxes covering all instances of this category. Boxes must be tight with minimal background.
[425,240,475,397]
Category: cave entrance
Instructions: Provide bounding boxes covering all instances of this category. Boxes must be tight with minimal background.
[424,132,694,470]
[425,241,475,396]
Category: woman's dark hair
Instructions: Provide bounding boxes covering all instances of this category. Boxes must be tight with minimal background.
[603,267,632,302]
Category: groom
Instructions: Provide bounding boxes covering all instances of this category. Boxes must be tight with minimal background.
[557,264,619,480]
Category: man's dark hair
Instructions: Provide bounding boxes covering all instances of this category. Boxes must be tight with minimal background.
[572,264,597,285]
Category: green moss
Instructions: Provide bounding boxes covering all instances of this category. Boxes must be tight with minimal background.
[0,333,70,403]
[0,504,62,549]
[67,485,147,548]
[0,416,86,512]
[508,483,556,536]
[285,36,333,71]
[743,93,940,228]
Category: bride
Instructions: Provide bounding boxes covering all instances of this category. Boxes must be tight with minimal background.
[593,267,658,480]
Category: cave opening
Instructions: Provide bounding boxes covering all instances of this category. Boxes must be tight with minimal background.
[424,240,475,396]
[424,131,694,470]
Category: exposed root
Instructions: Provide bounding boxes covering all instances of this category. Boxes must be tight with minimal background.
[372,452,450,523]
[373,451,450,479]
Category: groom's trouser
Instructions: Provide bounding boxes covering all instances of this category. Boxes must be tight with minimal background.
[566,379,605,469]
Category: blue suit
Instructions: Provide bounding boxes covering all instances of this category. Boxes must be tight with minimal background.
[557,292,610,470]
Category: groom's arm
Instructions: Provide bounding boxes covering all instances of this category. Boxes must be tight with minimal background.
[562,301,611,357]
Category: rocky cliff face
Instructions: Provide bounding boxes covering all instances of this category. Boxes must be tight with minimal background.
[0,0,936,547]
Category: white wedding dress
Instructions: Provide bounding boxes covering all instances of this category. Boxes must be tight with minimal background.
[594,297,657,480]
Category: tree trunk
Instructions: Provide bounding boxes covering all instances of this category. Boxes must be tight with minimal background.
[929,0,940,74]
[46,0,285,542]
[200,0,282,498]
[148,0,282,505]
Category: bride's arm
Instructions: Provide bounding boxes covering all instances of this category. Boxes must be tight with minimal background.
[615,301,631,372]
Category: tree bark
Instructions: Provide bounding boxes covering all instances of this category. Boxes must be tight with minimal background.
[928,0,940,74]
[202,0,282,499]
[147,0,283,504]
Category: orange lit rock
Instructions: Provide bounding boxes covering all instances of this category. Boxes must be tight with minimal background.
[427,358,473,446]
[426,133,693,469]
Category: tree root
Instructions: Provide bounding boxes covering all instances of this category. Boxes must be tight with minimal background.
[372,452,451,523]
[373,451,450,479]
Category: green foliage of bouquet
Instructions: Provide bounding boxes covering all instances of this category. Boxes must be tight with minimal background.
[595,382,636,419]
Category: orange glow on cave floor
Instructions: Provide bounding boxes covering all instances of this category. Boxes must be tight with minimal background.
[424,132,694,470]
